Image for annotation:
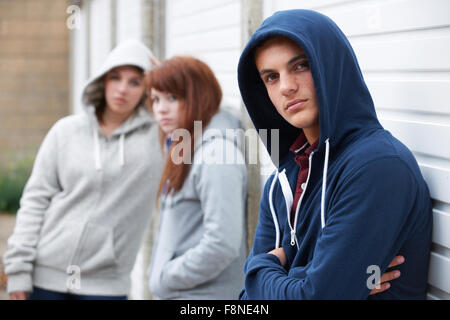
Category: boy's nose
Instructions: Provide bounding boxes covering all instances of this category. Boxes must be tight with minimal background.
[280,74,298,96]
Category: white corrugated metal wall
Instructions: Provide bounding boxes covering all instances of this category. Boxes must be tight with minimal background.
[165,0,242,111]
[264,0,450,299]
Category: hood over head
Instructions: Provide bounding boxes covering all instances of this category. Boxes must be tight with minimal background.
[80,40,156,170]
[238,9,381,165]
[81,39,155,134]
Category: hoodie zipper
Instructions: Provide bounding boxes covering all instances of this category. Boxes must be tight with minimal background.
[277,170,295,246]
[289,151,315,247]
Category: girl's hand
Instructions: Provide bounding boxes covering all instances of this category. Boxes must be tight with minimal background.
[369,255,405,295]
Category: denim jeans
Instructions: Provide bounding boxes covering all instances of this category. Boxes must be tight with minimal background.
[28,286,127,300]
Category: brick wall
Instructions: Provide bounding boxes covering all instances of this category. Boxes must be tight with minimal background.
[0,0,70,163]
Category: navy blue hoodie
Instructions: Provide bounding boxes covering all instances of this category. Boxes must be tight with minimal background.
[238,9,432,300]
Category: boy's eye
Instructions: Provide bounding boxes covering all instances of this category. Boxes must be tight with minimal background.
[130,80,141,86]
[168,95,177,101]
[151,96,159,103]
[295,61,310,70]
[265,73,278,83]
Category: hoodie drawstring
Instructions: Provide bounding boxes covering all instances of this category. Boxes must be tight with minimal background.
[93,129,126,170]
[269,170,281,249]
[119,133,125,167]
[321,138,330,229]
[93,129,102,171]
[268,138,331,248]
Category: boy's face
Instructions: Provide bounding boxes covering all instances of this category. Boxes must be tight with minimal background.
[255,36,320,142]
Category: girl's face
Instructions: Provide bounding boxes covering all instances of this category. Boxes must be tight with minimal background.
[151,88,182,135]
[104,66,146,118]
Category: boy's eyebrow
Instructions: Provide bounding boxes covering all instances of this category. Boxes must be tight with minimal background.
[288,54,307,65]
[259,68,273,76]
[258,54,308,76]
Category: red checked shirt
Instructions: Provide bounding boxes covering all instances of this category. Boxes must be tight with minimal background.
[290,133,319,226]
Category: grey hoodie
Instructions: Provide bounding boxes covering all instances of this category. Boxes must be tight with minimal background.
[148,108,248,300]
[3,40,163,296]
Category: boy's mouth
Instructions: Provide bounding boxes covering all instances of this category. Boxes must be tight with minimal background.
[286,99,307,111]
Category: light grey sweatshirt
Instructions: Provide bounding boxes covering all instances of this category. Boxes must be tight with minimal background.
[3,40,163,296]
[148,108,248,299]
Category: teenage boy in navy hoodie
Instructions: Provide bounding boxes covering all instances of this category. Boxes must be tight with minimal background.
[238,9,432,299]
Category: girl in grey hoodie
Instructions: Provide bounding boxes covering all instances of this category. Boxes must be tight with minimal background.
[3,40,163,299]
[147,56,248,300]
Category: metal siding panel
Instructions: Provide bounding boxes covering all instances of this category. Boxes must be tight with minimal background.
[268,0,450,36]
[379,119,450,159]
[169,26,241,54]
[89,0,112,76]
[351,31,450,72]
[368,79,450,115]
[432,209,450,249]
[166,0,241,110]
[419,164,450,205]
[428,252,450,294]
[116,0,142,43]
[173,0,235,18]
[321,0,450,37]
[172,1,241,36]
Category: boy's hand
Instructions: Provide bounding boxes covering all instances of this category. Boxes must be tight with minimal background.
[268,249,404,296]
[268,247,287,267]
[369,255,404,295]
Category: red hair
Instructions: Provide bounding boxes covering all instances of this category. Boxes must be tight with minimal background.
[148,56,222,199]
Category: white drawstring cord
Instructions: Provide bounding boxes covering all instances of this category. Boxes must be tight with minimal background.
[93,128,102,171]
[119,133,125,167]
[321,138,330,229]
[268,170,281,248]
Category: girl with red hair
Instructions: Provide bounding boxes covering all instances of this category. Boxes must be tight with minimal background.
[147,56,247,299]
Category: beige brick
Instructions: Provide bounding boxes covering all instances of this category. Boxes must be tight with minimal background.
[2,17,68,38]
[0,57,68,75]
[0,2,26,20]
[0,0,69,162]
[25,0,69,19]
[0,37,68,56]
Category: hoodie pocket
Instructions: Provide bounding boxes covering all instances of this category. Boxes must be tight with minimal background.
[149,247,176,299]
[72,223,117,275]
[36,221,84,271]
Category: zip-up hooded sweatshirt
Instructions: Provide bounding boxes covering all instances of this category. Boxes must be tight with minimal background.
[3,40,163,296]
[237,10,432,300]
[148,108,248,300]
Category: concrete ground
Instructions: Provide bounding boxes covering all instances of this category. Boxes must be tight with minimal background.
[0,212,16,300]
